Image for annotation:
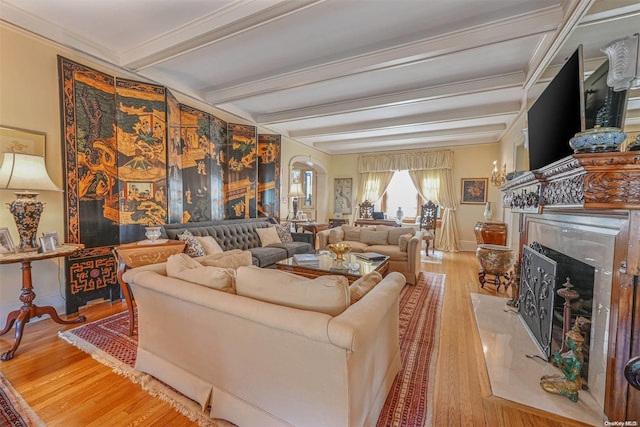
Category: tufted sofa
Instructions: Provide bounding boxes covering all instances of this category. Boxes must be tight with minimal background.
[161,218,313,267]
[317,225,424,284]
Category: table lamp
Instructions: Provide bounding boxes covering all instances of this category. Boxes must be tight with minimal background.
[0,153,62,251]
[288,181,304,219]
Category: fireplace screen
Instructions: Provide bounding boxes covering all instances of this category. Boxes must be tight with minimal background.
[518,245,557,358]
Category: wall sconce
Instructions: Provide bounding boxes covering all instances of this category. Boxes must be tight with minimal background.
[490,160,506,187]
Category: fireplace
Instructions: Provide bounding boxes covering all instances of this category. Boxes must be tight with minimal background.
[519,241,596,385]
[501,148,640,422]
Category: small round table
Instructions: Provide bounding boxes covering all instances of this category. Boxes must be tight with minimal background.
[0,244,86,360]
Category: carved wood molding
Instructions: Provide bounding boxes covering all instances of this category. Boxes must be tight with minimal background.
[502,152,640,211]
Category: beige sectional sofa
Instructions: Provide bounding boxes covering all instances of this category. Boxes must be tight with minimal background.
[123,254,406,427]
[317,225,424,285]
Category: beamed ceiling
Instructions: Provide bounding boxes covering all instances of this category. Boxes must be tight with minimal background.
[1,0,639,155]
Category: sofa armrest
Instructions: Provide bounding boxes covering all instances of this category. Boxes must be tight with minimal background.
[292,232,313,245]
[316,228,332,249]
[328,272,405,351]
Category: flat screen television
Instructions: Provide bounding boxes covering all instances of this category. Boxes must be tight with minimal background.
[583,59,629,129]
[527,46,585,171]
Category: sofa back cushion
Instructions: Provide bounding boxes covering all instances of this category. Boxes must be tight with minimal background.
[236,266,350,316]
[166,254,236,293]
[198,250,253,269]
[328,228,344,244]
[342,225,361,241]
[360,229,389,246]
[387,227,416,245]
[349,271,383,304]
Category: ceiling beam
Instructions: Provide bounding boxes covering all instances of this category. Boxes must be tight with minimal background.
[204,7,562,104]
[257,73,523,124]
[311,124,506,147]
[122,0,325,70]
[323,137,498,155]
[289,102,521,138]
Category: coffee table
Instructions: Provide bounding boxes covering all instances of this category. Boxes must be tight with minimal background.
[275,252,389,284]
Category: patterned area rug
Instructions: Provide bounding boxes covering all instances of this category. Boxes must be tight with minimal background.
[59,271,445,427]
[0,373,46,427]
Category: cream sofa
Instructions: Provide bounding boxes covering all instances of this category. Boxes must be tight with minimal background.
[317,225,424,285]
[123,259,406,427]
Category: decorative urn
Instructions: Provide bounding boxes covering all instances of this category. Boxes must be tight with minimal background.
[328,243,352,263]
[475,244,516,276]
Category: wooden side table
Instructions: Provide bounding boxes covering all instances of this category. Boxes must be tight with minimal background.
[474,221,507,246]
[0,244,85,360]
[112,239,185,335]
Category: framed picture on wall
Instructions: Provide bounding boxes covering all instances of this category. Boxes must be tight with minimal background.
[334,178,352,214]
[0,126,45,164]
[461,178,488,204]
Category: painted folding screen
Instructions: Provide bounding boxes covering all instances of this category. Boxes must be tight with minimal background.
[115,78,168,242]
[58,56,120,314]
[257,134,281,220]
[224,123,257,219]
[166,90,183,224]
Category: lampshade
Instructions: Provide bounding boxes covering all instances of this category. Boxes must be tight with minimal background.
[288,181,304,198]
[0,153,62,192]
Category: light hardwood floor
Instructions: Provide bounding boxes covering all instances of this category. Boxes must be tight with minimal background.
[0,251,592,426]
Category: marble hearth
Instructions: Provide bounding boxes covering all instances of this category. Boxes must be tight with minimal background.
[473,293,604,425]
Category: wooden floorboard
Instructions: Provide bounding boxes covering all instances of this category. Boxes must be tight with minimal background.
[0,251,592,426]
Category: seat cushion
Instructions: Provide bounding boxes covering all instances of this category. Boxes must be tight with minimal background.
[269,241,312,257]
[248,247,288,267]
[236,266,350,316]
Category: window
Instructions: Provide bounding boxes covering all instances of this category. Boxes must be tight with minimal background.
[383,170,419,220]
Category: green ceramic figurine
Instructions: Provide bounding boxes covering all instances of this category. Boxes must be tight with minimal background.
[540,320,585,402]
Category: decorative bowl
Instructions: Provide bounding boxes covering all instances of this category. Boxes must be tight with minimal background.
[145,226,162,243]
[328,243,352,262]
[475,244,516,275]
[568,126,626,153]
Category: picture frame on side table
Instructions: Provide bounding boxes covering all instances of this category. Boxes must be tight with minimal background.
[0,227,16,255]
[461,178,488,204]
[39,236,57,253]
[42,231,61,246]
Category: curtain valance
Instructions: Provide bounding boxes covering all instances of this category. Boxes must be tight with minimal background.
[358,150,453,172]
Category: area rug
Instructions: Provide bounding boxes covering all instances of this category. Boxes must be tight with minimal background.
[59,271,445,427]
[0,373,46,427]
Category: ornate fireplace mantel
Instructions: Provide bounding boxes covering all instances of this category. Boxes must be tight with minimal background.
[503,151,640,212]
[502,151,640,422]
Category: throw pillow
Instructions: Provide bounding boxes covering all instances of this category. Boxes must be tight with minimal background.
[178,230,206,257]
[195,235,224,255]
[349,271,383,304]
[166,253,202,277]
[199,250,253,269]
[255,226,282,247]
[236,266,350,316]
[398,233,412,252]
[360,229,389,246]
[342,225,361,241]
[387,227,415,245]
[166,253,236,293]
[328,228,344,244]
[275,222,293,243]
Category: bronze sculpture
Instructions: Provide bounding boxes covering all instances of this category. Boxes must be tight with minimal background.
[540,320,585,402]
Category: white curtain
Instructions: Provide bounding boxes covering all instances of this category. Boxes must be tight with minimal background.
[408,169,460,252]
[358,149,460,252]
[355,171,394,215]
